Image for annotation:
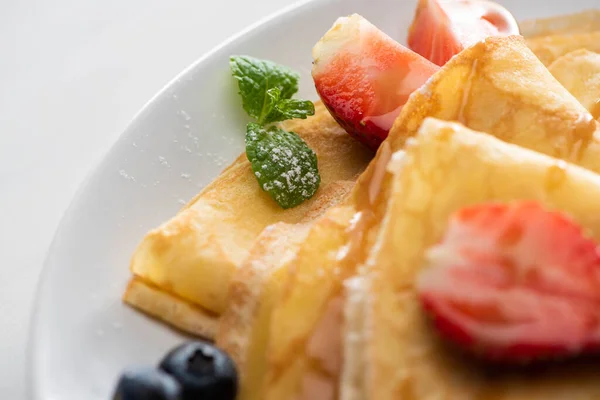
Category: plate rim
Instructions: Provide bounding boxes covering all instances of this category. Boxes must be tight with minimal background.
[25,0,320,397]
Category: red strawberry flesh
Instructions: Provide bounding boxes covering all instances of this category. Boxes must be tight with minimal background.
[312,15,439,150]
[408,0,519,66]
[417,202,600,362]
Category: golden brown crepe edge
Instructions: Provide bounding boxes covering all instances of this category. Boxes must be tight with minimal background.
[123,277,219,339]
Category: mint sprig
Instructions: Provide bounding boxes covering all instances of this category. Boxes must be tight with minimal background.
[230,55,319,209]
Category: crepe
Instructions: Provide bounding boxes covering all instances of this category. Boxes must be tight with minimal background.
[215,222,311,400]
[263,205,358,400]
[124,277,220,338]
[124,101,372,337]
[548,49,600,119]
[520,10,600,38]
[526,31,600,66]
[358,117,600,400]
[520,10,600,66]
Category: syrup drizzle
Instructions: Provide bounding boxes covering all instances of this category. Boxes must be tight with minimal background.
[368,142,392,206]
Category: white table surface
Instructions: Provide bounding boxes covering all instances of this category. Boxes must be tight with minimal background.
[0,0,297,397]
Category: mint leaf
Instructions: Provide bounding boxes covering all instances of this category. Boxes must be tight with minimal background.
[260,87,315,124]
[259,88,315,124]
[230,56,300,123]
[274,98,315,120]
[262,88,282,122]
[246,123,320,209]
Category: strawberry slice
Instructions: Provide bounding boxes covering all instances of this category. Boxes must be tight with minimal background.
[408,0,519,66]
[417,202,600,362]
[312,14,439,150]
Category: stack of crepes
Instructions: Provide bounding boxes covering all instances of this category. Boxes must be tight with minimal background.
[523,10,600,118]
[124,8,600,400]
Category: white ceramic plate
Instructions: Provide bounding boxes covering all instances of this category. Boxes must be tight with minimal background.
[28,0,598,398]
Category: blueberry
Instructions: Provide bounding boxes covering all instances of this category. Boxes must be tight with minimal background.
[159,341,238,400]
[112,367,182,400]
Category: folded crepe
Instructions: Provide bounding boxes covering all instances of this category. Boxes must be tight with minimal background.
[124,102,372,337]
[358,117,600,400]
[548,49,600,119]
[520,10,600,38]
[263,205,358,400]
[519,10,600,66]
[124,278,220,339]
[257,35,600,400]
[526,31,600,66]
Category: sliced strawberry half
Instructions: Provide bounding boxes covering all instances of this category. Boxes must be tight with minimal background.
[312,14,439,150]
[417,202,600,362]
[408,0,519,66]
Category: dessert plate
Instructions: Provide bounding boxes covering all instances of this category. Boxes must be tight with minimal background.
[27,0,598,398]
